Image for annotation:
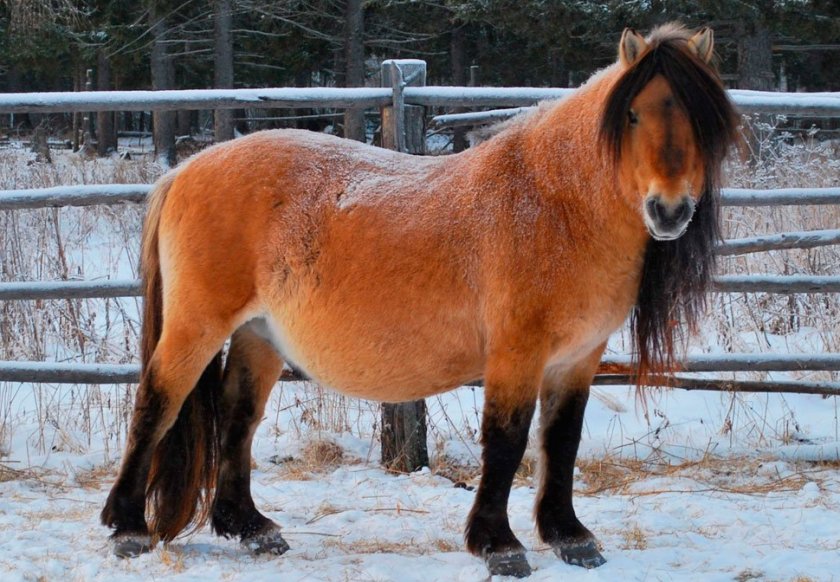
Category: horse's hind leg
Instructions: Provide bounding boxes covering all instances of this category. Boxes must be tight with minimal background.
[536,346,607,568]
[465,348,543,578]
[211,323,288,555]
[101,317,232,557]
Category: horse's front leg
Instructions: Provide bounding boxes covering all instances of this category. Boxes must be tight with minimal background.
[536,345,607,568]
[465,347,544,578]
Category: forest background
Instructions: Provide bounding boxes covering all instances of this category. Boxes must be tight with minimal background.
[1,0,838,149]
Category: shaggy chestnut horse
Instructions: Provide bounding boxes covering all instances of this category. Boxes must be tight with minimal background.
[102,24,737,577]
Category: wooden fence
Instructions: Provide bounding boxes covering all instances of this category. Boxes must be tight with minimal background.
[2,60,840,470]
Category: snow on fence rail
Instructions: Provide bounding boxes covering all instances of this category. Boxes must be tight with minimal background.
[429,89,840,127]
[0,87,392,114]
[3,273,839,301]
[3,184,838,211]
[2,357,839,397]
[1,86,839,116]
[0,184,150,210]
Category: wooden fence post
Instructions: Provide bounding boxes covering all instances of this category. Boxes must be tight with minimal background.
[379,59,429,473]
[381,60,426,154]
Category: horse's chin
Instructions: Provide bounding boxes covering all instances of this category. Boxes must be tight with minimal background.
[646,224,689,241]
[643,214,691,242]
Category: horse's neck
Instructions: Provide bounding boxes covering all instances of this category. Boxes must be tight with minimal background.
[513,67,648,248]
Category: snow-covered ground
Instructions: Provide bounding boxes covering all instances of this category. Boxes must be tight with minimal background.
[2,381,840,582]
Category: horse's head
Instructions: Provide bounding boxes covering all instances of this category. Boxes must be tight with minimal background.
[600,25,737,241]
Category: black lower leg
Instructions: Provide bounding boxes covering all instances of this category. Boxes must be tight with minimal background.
[466,400,535,578]
[211,366,288,555]
[536,388,605,568]
[101,378,167,556]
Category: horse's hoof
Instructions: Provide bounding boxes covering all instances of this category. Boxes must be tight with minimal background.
[553,539,606,569]
[242,528,290,556]
[485,549,532,578]
[111,534,153,559]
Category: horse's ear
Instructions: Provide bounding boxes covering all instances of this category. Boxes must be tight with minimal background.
[688,27,714,63]
[619,28,648,67]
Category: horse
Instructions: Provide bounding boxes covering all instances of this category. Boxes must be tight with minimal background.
[101,24,737,578]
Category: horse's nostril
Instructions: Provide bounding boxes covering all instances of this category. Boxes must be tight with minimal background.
[673,199,693,223]
[645,197,661,221]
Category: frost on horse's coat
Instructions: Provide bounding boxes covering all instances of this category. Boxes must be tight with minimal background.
[101,23,738,578]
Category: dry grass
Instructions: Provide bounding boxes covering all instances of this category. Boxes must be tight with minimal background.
[430,453,480,486]
[735,569,765,582]
[576,452,814,498]
[158,547,187,573]
[305,501,430,526]
[323,536,457,556]
[577,456,647,495]
[277,439,350,480]
[0,462,27,483]
[514,453,538,485]
[619,524,648,550]
[736,571,817,582]
[73,462,116,490]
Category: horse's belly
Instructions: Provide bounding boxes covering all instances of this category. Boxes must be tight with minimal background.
[260,300,484,403]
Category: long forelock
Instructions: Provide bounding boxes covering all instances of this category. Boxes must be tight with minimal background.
[600,31,737,175]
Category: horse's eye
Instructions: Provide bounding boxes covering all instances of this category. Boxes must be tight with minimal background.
[628,109,639,126]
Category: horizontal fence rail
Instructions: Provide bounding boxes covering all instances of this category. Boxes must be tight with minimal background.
[599,353,840,373]
[721,188,840,207]
[3,276,839,300]
[0,87,392,114]
[3,185,838,210]
[432,107,533,128]
[429,89,840,127]
[0,280,142,300]
[4,275,839,300]
[716,229,840,256]
[0,184,150,210]
[714,275,840,294]
[2,355,839,390]
[0,87,838,116]
[592,375,840,396]
[0,361,139,383]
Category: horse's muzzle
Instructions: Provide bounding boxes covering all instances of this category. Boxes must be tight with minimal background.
[643,195,695,241]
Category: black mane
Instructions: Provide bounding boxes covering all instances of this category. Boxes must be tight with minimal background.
[599,29,739,378]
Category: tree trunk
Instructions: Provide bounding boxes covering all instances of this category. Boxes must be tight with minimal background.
[176,110,192,137]
[214,0,235,142]
[72,66,81,151]
[343,0,365,142]
[150,6,176,167]
[450,25,467,153]
[96,50,117,156]
[738,22,774,91]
